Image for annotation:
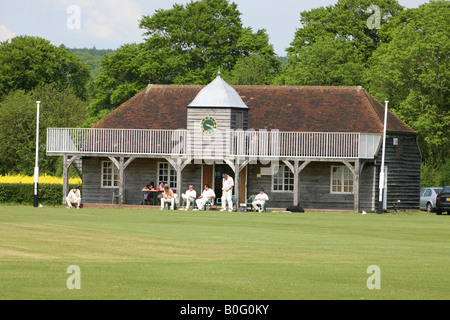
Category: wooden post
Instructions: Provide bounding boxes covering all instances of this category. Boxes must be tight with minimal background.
[342,160,361,212]
[283,160,311,206]
[119,157,125,205]
[63,155,69,205]
[62,155,81,205]
[109,156,136,205]
[354,160,360,212]
[167,157,193,207]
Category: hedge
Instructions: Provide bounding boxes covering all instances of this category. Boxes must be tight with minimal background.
[0,184,78,206]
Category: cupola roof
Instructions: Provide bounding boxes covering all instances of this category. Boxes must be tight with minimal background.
[188,74,249,109]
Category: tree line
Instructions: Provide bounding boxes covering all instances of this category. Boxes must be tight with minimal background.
[0,0,448,186]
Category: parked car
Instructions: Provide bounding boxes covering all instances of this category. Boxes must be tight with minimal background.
[420,187,443,212]
[436,186,450,215]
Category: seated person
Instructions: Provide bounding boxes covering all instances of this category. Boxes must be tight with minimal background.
[142,181,155,205]
[157,182,165,191]
[66,187,82,209]
[160,186,175,210]
[252,188,269,212]
[195,184,216,211]
[181,184,197,211]
[157,182,166,200]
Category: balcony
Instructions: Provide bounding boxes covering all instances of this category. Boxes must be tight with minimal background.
[47,128,381,160]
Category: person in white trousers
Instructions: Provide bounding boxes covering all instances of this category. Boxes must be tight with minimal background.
[66,187,82,209]
[221,173,234,212]
[181,184,197,210]
[160,186,175,210]
[252,188,269,212]
[195,184,215,211]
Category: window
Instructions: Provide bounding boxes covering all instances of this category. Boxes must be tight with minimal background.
[331,166,354,194]
[272,165,294,192]
[102,161,118,188]
[235,111,243,129]
[158,162,177,189]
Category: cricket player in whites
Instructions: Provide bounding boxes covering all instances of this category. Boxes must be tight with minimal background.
[220,173,234,212]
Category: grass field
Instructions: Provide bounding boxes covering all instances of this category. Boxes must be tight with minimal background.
[0,205,448,300]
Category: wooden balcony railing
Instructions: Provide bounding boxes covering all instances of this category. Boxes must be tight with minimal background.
[47,128,381,159]
[230,131,381,159]
[47,128,187,156]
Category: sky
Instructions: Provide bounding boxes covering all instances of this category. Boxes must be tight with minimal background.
[0,0,429,56]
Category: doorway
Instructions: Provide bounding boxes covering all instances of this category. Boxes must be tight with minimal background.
[202,163,247,204]
[202,165,214,190]
[214,164,233,199]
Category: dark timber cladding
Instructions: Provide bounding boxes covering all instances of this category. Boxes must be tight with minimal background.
[50,77,420,211]
[375,135,421,211]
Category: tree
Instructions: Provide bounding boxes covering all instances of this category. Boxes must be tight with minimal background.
[365,0,449,165]
[0,36,90,100]
[226,28,281,85]
[0,84,88,175]
[139,0,244,83]
[87,44,149,120]
[275,35,365,86]
[88,0,280,120]
[277,0,403,85]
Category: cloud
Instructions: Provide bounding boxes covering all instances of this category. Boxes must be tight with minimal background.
[0,25,17,42]
[86,1,142,41]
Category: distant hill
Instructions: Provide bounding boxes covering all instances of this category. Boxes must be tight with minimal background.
[70,48,115,79]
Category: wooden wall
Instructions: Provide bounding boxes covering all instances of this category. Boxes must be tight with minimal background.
[82,158,203,205]
[247,162,376,211]
[83,158,377,210]
[187,108,231,160]
[374,134,421,211]
[186,108,249,160]
[81,134,420,211]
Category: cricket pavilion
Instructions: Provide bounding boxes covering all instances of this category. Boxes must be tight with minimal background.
[46,74,421,212]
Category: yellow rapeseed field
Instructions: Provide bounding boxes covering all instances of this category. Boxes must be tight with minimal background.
[0,174,82,185]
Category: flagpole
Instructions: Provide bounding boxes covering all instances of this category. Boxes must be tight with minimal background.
[377,101,388,214]
[33,101,41,208]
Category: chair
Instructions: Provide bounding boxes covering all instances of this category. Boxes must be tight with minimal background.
[257,200,267,212]
[181,196,197,210]
[112,189,120,204]
[247,195,267,212]
[215,198,221,209]
[141,191,148,205]
[162,193,178,210]
[162,199,177,210]
[232,195,238,211]
[246,195,256,211]
[205,197,214,210]
[149,191,162,205]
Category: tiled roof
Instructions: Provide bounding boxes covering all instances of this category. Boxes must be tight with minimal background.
[93,84,416,135]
